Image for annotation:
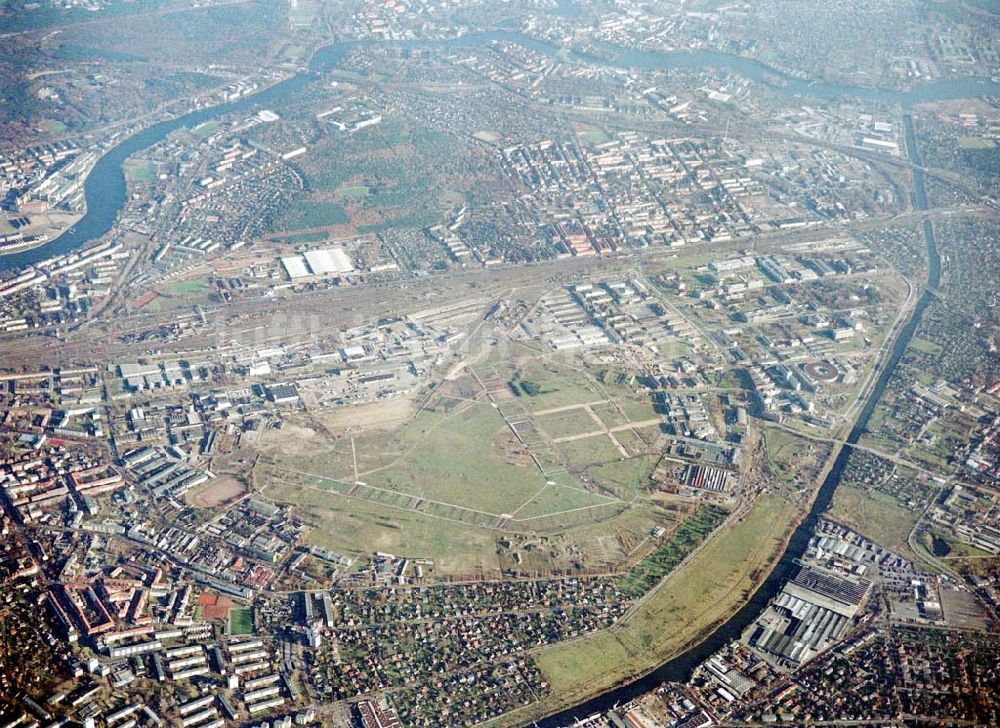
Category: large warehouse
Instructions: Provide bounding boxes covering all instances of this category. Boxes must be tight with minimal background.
[281,246,354,280]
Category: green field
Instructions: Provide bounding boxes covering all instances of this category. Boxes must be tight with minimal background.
[584,455,656,500]
[191,121,220,138]
[267,476,670,575]
[229,607,254,635]
[616,397,660,423]
[357,403,546,515]
[957,136,994,150]
[577,129,611,146]
[634,423,664,443]
[264,387,676,551]
[512,483,617,520]
[472,130,501,143]
[937,533,995,559]
[765,428,811,461]
[492,495,799,725]
[513,365,604,412]
[611,427,652,457]
[536,407,602,439]
[165,279,209,296]
[262,400,681,574]
[909,336,944,355]
[266,479,503,575]
[335,185,372,199]
[591,402,629,428]
[557,434,625,473]
[275,198,349,231]
[124,160,155,183]
[763,427,832,483]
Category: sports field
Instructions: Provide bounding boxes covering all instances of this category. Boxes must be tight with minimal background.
[228,607,254,635]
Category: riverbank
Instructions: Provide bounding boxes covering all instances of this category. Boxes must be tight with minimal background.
[485,494,801,728]
[506,98,947,728]
[0,69,301,272]
[0,210,82,258]
[4,28,997,274]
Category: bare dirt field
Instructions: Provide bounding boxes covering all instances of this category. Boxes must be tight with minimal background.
[256,397,416,460]
[312,396,414,434]
[190,476,247,508]
[257,422,323,458]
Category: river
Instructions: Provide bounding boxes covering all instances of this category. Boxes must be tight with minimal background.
[581,41,998,106]
[531,107,942,728]
[0,25,963,726]
[2,29,996,271]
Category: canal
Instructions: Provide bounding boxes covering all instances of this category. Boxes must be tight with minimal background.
[532,103,942,728]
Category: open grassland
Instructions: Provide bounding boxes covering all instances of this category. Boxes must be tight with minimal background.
[937,533,995,559]
[511,361,607,412]
[583,455,656,500]
[504,503,627,535]
[259,356,691,580]
[284,394,656,520]
[493,495,799,725]
[536,407,603,439]
[261,388,675,557]
[957,136,995,150]
[272,401,547,516]
[616,398,661,423]
[264,479,502,575]
[335,185,372,199]
[360,403,545,515]
[908,336,944,355]
[264,477,686,577]
[501,495,684,570]
[164,279,210,296]
[124,159,155,183]
[612,427,654,457]
[591,401,630,428]
[764,427,834,485]
[765,427,813,463]
[557,434,625,472]
[511,483,618,520]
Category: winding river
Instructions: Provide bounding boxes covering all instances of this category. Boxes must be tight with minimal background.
[0,24,975,727]
[1,30,996,270]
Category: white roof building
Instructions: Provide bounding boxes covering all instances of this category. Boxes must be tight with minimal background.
[282,248,354,280]
[304,247,353,275]
[281,256,310,279]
